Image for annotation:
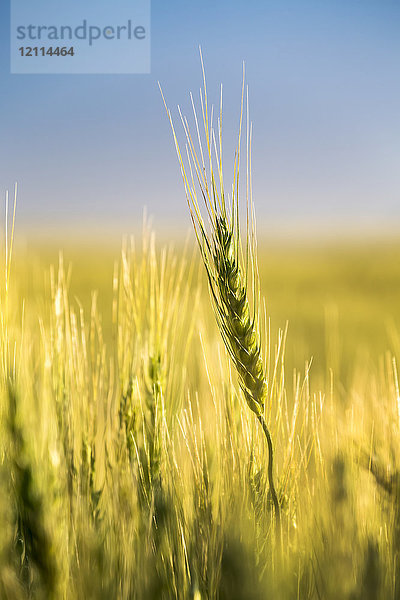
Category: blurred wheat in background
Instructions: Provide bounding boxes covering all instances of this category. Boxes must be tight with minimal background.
[1,71,400,599]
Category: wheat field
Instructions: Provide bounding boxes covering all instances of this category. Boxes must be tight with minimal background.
[1,77,400,599]
[0,223,399,599]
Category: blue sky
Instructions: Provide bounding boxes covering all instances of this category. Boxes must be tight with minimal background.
[1,0,400,230]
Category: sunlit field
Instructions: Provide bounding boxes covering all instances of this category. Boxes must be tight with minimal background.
[2,0,400,594]
[1,226,400,599]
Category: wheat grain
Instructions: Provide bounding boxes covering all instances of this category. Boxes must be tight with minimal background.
[161,56,281,527]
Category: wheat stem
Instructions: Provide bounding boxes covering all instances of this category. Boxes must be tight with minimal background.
[257,414,281,530]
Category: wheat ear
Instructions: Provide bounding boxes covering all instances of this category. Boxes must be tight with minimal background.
[160,56,280,527]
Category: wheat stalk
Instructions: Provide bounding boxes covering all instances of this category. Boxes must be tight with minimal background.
[160,54,280,528]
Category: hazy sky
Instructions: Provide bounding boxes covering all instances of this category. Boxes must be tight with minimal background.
[1,0,400,230]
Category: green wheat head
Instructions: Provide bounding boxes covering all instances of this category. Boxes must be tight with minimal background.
[210,214,267,415]
[161,54,281,526]
[161,55,266,418]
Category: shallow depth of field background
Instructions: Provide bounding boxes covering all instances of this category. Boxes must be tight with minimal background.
[1,225,399,598]
[14,233,400,386]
